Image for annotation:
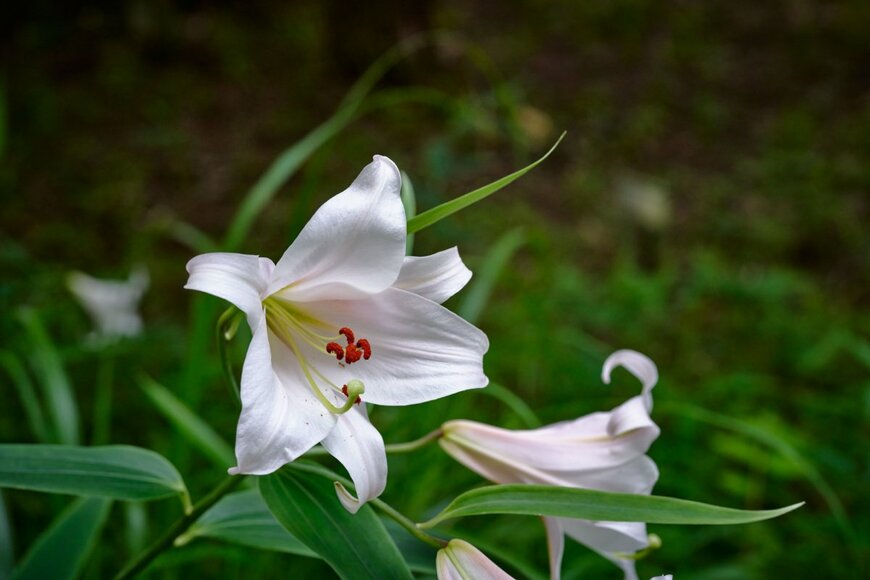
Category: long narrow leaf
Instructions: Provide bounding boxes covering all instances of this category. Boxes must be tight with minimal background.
[407,132,565,234]
[419,484,803,529]
[0,491,12,579]
[223,37,427,252]
[401,171,417,255]
[0,444,187,502]
[12,497,111,580]
[0,350,49,442]
[17,308,80,445]
[260,468,413,580]
[138,375,235,468]
[458,228,526,324]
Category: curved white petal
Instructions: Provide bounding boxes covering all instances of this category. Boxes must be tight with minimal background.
[543,517,565,580]
[436,540,515,580]
[268,156,406,301]
[322,405,387,513]
[185,253,273,328]
[393,247,472,304]
[650,576,674,580]
[602,349,658,411]
[230,316,336,475]
[295,288,488,405]
[560,518,647,580]
[440,412,658,488]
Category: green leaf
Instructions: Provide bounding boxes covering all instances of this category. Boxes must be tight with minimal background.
[12,497,111,580]
[17,308,80,445]
[407,132,565,234]
[0,350,49,442]
[0,444,188,502]
[401,171,417,255]
[419,484,803,529]
[138,375,235,468]
[222,38,426,252]
[259,468,413,580]
[479,382,541,429]
[182,489,316,558]
[0,492,12,579]
[458,227,526,324]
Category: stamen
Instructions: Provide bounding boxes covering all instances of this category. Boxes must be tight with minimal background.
[345,343,362,364]
[356,339,371,360]
[325,342,344,360]
[339,327,355,345]
[341,383,362,405]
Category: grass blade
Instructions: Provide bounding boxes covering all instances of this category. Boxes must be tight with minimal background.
[12,497,111,580]
[138,375,235,469]
[407,132,565,234]
[458,227,526,324]
[17,308,80,445]
[0,350,49,442]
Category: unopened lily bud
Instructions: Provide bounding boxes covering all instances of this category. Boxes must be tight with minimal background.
[436,539,515,580]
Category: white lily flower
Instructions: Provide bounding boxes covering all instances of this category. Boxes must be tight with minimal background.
[436,539,515,580]
[650,575,673,580]
[440,350,660,580]
[185,156,488,512]
[67,267,149,341]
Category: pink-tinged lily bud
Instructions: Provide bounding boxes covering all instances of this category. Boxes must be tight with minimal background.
[436,539,515,580]
[440,350,661,580]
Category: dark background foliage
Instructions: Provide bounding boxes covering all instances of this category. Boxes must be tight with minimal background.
[1,1,867,578]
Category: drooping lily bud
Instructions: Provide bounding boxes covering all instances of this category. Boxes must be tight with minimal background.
[436,539,515,580]
[440,350,661,580]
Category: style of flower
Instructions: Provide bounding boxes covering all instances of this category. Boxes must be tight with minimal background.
[185,156,488,512]
[67,267,149,341]
[436,539,515,580]
[439,350,660,580]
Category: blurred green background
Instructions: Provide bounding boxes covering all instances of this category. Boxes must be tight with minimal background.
[1,1,867,578]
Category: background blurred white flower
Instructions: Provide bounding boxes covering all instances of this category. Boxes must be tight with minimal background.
[67,267,149,341]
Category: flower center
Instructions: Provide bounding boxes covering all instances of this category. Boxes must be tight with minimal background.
[263,297,371,415]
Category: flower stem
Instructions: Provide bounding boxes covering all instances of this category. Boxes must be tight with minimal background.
[385,428,443,454]
[304,428,443,457]
[216,307,242,404]
[113,475,245,579]
[370,497,447,549]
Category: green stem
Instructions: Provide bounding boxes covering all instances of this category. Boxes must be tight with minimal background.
[304,429,443,457]
[114,475,245,579]
[216,307,242,404]
[370,498,447,549]
[92,355,114,445]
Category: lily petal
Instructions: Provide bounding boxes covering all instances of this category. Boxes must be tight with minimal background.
[321,405,387,513]
[559,518,645,580]
[602,349,658,411]
[268,156,406,301]
[436,539,515,580]
[230,316,336,475]
[393,247,472,304]
[185,253,273,328]
[297,287,488,405]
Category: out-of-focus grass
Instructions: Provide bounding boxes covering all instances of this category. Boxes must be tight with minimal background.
[1,1,867,578]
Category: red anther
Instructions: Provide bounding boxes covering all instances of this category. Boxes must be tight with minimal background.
[326,342,344,361]
[339,327,355,345]
[341,384,348,396]
[344,343,362,364]
[356,339,372,360]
